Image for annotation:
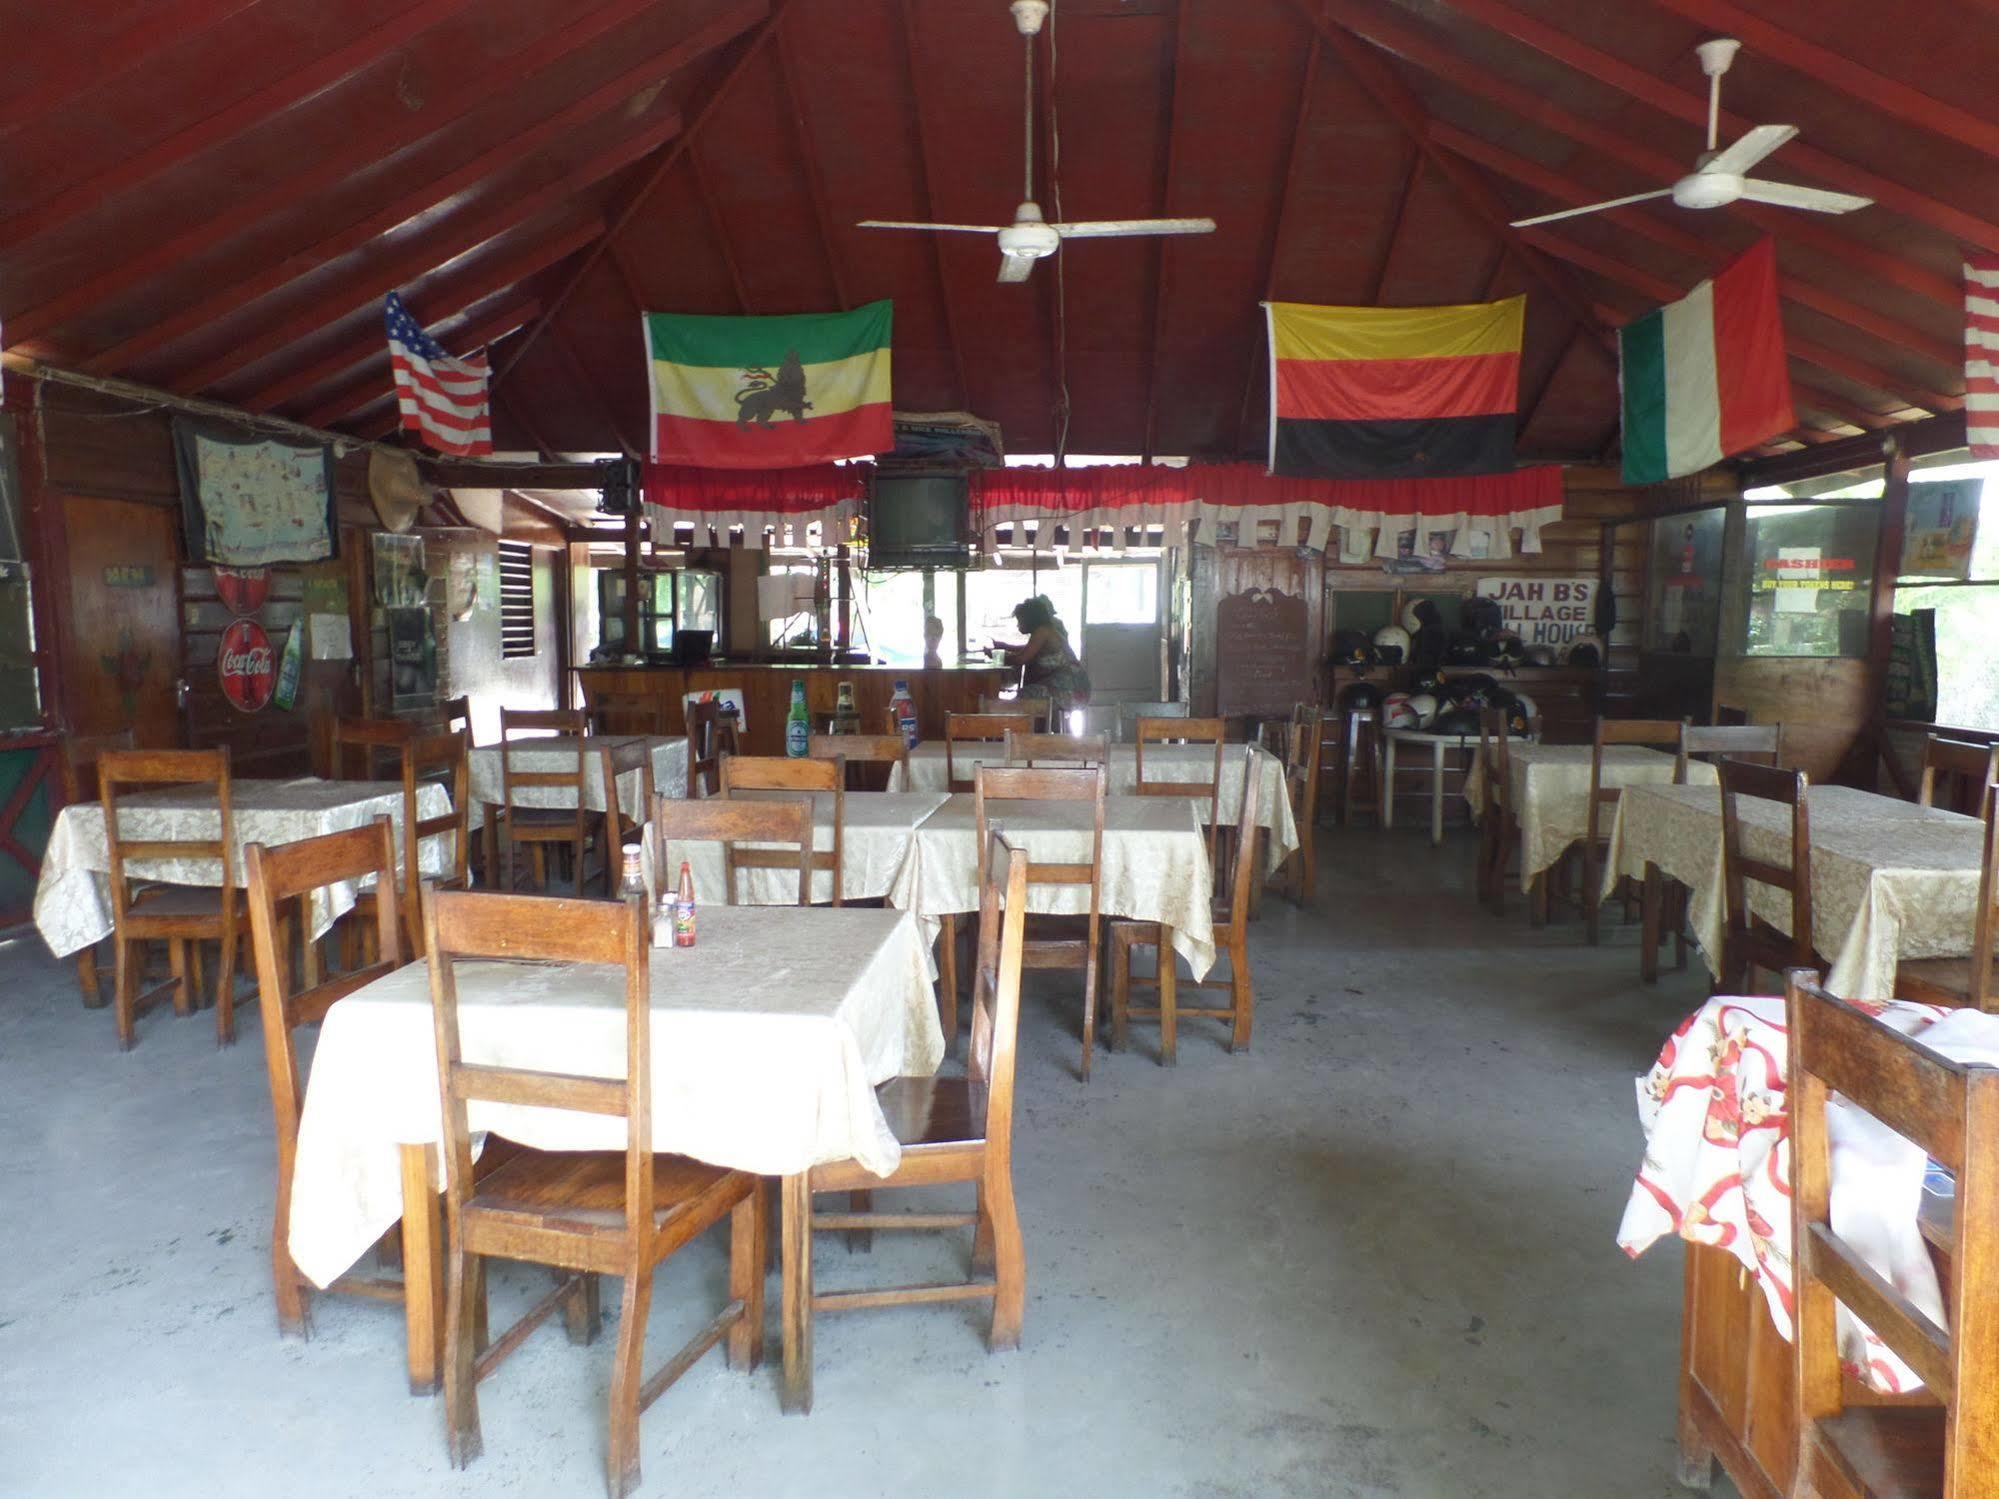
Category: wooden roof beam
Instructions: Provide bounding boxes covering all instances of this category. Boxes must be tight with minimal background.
[550,324,642,460]
[686,144,754,312]
[1369,154,1425,303]
[1428,123,1962,371]
[296,297,541,429]
[1140,0,1190,465]
[0,0,263,135]
[0,0,483,251]
[1324,0,1959,310]
[1439,0,1999,254]
[896,0,976,414]
[774,25,852,311]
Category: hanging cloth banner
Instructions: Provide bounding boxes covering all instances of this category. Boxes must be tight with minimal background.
[971,462,1564,557]
[642,461,865,546]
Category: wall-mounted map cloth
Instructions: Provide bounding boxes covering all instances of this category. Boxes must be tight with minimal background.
[173,418,338,566]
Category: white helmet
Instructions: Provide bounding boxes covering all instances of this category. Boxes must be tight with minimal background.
[1381,691,1420,730]
[1372,625,1412,664]
[1400,601,1427,634]
[1407,692,1439,728]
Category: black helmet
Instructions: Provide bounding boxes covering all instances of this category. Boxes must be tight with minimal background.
[1490,633,1526,669]
[1431,706,1483,737]
[1411,599,1445,632]
[1568,639,1603,668]
[1446,632,1493,665]
[1337,681,1383,712]
[1506,691,1538,736]
[1411,667,1447,695]
[1330,628,1377,667]
[1460,595,1504,638]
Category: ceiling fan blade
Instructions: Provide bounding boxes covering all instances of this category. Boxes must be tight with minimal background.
[1704,123,1798,177]
[1737,179,1873,214]
[997,253,1037,283]
[1509,189,1673,228]
[1050,217,1217,238]
[856,220,1007,233]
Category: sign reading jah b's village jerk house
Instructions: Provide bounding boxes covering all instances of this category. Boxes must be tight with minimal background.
[1475,576,1598,648]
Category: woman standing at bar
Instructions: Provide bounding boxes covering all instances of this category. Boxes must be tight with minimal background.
[993,595,1091,721]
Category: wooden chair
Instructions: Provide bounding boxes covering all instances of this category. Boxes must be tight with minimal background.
[651,794,813,907]
[944,712,1034,793]
[1898,782,1999,1010]
[1718,757,1819,993]
[332,715,417,782]
[1919,734,1999,816]
[1117,699,1189,742]
[783,834,1029,1414]
[685,697,741,799]
[1002,730,1108,768]
[1676,722,1784,782]
[809,731,907,792]
[595,738,655,868]
[1581,718,1686,944]
[244,818,447,1386]
[975,763,1107,1079]
[349,729,472,959]
[59,727,134,1009]
[587,689,667,736]
[1268,703,1323,907]
[718,755,842,905]
[422,886,764,1499]
[498,707,595,896]
[982,693,1051,730]
[1787,966,1999,1499]
[1110,747,1263,1063]
[1133,715,1226,870]
[99,747,242,1049]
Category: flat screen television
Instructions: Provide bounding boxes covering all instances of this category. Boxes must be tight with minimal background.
[868,471,970,569]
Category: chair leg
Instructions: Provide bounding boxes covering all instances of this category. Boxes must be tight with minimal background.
[168,940,193,1017]
[1109,934,1131,1053]
[271,1240,309,1340]
[984,1165,1025,1352]
[113,937,138,1050]
[937,914,958,1052]
[845,1191,874,1253]
[780,1173,813,1415]
[971,1179,995,1275]
[1157,940,1177,1068]
[560,1271,601,1345]
[1228,930,1255,1053]
[1079,939,1099,1083]
[606,1267,652,1499]
[441,1250,483,1469]
[726,1183,765,1371]
[75,944,105,1008]
[214,927,238,1046]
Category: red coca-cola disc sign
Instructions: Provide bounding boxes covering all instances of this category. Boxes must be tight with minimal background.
[217,618,276,712]
[214,565,271,616]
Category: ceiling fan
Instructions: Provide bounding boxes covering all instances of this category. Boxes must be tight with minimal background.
[1509,38,1873,228]
[857,0,1216,282]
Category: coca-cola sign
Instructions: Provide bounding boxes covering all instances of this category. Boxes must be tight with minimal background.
[217,618,276,712]
[214,565,271,616]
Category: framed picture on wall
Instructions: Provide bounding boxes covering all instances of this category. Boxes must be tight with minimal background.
[372,532,426,608]
[387,606,437,710]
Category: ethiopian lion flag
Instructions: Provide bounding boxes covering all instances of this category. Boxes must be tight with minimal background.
[644,301,893,468]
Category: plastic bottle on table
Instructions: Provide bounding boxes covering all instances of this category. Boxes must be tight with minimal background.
[889,679,919,748]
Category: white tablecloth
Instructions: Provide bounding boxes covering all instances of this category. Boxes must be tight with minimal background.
[1463,743,1714,890]
[887,741,1297,872]
[644,791,948,906]
[1607,782,1985,999]
[886,792,1217,976]
[288,905,940,1288]
[467,735,688,820]
[34,778,456,958]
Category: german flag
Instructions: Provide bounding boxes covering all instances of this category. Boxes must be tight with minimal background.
[1264,296,1524,479]
[646,301,893,468]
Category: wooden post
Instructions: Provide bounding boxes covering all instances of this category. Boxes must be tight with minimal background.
[1865,436,1911,787]
[622,507,642,658]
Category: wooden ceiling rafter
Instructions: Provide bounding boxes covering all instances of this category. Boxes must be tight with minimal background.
[1428,123,1962,370]
[896,0,975,413]
[0,0,264,135]
[1139,0,1190,465]
[297,295,542,429]
[550,322,642,459]
[773,24,852,311]
[492,5,792,390]
[492,389,559,459]
[686,143,755,312]
[603,239,651,314]
[1518,324,1578,438]
[0,0,484,252]
[1438,0,1999,254]
[1369,153,1426,303]
[1325,0,1960,311]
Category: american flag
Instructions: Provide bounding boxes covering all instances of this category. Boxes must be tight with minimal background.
[1968,253,1999,459]
[384,291,492,457]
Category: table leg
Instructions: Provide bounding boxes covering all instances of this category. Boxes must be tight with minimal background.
[1381,737,1396,829]
[1641,861,1662,985]
[1158,925,1178,1068]
[1430,741,1446,847]
[1529,871,1548,928]
[399,1143,444,1395]
[481,804,500,892]
[780,1172,813,1415]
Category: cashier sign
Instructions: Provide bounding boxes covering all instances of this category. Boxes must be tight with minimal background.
[1474,576,1598,647]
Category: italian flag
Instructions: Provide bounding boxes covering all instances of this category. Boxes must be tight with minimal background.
[645,301,893,468]
[1618,239,1794,485]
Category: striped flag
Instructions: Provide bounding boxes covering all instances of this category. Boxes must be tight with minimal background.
[384,291,492,457]
[645,301,892,468]
[1967,253,1999,459]
[1618,239,1793,484]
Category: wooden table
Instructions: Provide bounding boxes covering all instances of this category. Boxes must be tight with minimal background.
[285,905,940,1408]
[468,733,686,878]
[646,790,949,905]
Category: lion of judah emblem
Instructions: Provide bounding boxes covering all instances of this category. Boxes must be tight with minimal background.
[735,350,813,429]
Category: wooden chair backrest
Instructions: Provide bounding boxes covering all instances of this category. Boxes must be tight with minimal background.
[333,715,416,782]
[1003,730,1108,768]
[244,819,404,1196]
[1134,715,1227,867]
[400,731,471,946]
[982,694,1051,731]
[437,694,472,741]
[685,697,741,799]
[1920,735,1999,816]
[1676,721,1783,783]
[423,888,655,1244]
[720,755,840,904]
[499,706,589,816]
[652,792,814,906]
[945,712,1035,792]
[1219,746,1263,930]
[1477,708,1515,818]
[1588,717,1687,845]
[1118,700,1189,741]
[594,738,654,843]
[1788,967,1999,1493]
[967,834,1030,1154]
[588,689,666,737]
[973,764,1106,923]
[1281,703,1325,827]
[1718,757,1814,970]
[809,732,907,791]
[1967,783,1999,1009]
[60,728,136,805]
[99,748,235,912]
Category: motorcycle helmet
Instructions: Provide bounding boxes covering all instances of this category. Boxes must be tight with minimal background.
[1523,644,1558,668]
[1330,628,1377,667]
[1337,681,1383,713]
[1506,692,1538,736]
[1432,706,1483,737]
[1371,625,1411,666]
[1446,632,1493,666]
[1381,691,1420,730]
[1567,638,1603,669]
[1399,600,1427,634]
[1460,595,1504,638]
[1407,692,1439,728]
[1490,633,1526,669]
[1411,667,1447,695]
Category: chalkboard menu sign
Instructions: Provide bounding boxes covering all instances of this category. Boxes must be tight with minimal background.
[1216,587,1310,719]
[1884,610,1937,722]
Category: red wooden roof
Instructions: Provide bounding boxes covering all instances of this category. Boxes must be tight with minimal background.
[4,0,1991,467]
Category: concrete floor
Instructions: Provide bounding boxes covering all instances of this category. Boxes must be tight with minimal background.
[0,828,1723,1498]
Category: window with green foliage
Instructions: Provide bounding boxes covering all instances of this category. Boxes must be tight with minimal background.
[1893,471,1999,730]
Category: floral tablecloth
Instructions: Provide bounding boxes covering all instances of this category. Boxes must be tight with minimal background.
[1463,744,1714,890]
[467,734,688,820]
[35,778,455,958]
[1619,993,1999,1392]
[643,791,949,906]
[1606,783,1984,999]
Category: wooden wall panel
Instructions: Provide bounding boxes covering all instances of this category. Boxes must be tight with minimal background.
[1712,656,1874,785]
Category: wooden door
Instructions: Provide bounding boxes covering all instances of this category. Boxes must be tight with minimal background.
[58,494,181,745]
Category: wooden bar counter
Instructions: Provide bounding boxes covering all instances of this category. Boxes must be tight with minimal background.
[575,662,1012,757]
